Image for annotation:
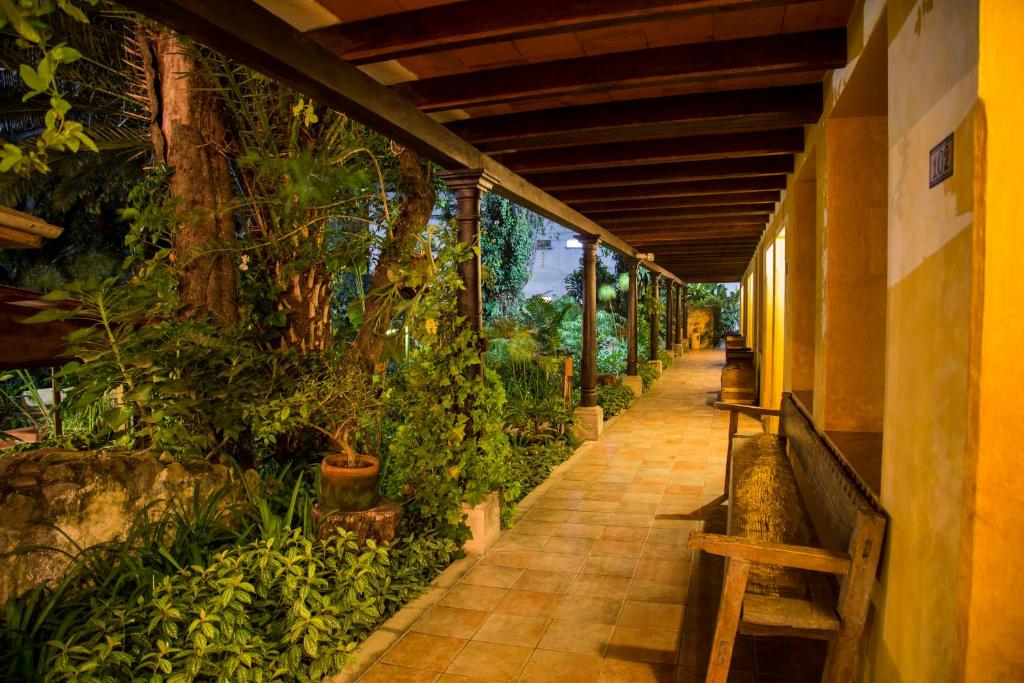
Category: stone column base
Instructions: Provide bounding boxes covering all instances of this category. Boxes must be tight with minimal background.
[681,339,691,350]
[461,492,501,555]
[622,375,643,397]
[673,343,684,357]
[574,405,604,441]
[646,359,663,377]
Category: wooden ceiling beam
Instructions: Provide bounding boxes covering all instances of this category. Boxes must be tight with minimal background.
[559,176,788,203]
[396,29,845,112]
[450,85,821,152]
[596,204,776,222]
[309,0,822,65]
[531,156,793,190]
[494,129,803,173]
[580,191,780,213]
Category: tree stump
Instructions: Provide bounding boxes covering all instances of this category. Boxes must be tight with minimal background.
[311,499,403,544]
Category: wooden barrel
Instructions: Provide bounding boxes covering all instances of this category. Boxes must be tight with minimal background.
[721,361,756,404]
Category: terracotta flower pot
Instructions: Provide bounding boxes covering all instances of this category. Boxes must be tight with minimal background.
[320,454,380,512]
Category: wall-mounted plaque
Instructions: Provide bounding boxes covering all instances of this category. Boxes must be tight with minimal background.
[929,133,954,188]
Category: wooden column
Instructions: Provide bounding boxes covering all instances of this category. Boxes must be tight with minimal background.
[675,286,684,344]
[439,169,495,350]
[649,273,661,361]
[682,284,689,343]
[626,258,639,376]
[580,235,600,408]
[665,281,675,351]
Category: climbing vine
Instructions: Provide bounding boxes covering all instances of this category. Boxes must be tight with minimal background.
[480,193,538,320]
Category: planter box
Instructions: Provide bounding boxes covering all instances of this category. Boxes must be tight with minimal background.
[461,492,501,555]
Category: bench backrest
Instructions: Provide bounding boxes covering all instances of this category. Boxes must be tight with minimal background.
[778,394,886,557]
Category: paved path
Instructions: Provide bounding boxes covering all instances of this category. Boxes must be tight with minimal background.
[341,350,823,682]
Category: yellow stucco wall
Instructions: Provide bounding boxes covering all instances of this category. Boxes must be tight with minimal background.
[868,1,980,680]
[957,1,1024,679]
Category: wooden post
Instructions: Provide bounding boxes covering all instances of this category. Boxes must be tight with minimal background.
[665,281,675,351]
[676,286,684,345]
[682,284,689,344]
[580,235,600,408]
[649,273,661,362]
[626,257,639,376]
[439,168,495,364]
[51,367,62,439]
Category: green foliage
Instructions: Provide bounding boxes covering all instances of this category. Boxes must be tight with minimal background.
[638,362,659,392]
[381,323,514,544]
[480,193,539,320]
[557,302,628,377]
[0,0,101,174]
[597,380,634,418]
[687,283,741,345]
[659,348,674,370]
[0,483,456,682]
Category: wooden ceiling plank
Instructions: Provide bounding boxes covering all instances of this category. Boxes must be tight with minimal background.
[449,85,821,150]
[595,203,777,221]
[309,0,822,65]
[558,175,788,203]
[495,128,804,172]
[580,191,780,212]
[530,156,793,190]
[394,29,846,111]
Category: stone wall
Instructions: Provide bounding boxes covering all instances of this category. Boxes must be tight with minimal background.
[0,449,250,605]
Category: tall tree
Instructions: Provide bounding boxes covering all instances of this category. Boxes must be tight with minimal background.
[141,29,239,324]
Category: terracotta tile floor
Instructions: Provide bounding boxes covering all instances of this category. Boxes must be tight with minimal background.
[333,350,827,683]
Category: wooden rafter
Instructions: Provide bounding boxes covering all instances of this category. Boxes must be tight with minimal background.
[0,206,64,248]
[449,85,822,152]
[495,129,804,173]
[393,30,845,112]
[558,176,789,204]
[596,204,777,222]
[528,157,794,191]
[580,191,781,213]
[309,0,823,65]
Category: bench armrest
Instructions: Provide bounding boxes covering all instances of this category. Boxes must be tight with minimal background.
[688,532,851,575]
[714,401,780,419]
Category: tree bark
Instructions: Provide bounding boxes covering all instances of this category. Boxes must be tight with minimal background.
[142,29,238,324]
[353,147,435,367]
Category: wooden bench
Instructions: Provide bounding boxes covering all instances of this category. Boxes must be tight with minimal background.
[690,393,886,683]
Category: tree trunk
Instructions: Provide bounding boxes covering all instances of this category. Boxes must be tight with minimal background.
[142,29,239,324]
[274,260,333,353]
[353,148,435,367]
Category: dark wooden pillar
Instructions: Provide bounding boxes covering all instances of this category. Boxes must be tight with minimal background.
[665,281,675,351]
[438,169,494,349]
[580,235,600,408]
[675,286,684,344]
[626,258,639,376]
[682,284,689,343]
[649,273,661,362]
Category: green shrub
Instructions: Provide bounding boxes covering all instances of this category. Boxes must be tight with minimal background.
[638,363,659,392]
[659,348,673,369]
[597,381,634,418]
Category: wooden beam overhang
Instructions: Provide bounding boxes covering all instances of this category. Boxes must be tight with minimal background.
[118,0,686,285]
[580,192,781,213]
[493,129,805,173]
[528,157,794,191]
[392,29,846,112]
[596,204,777,222]
[447,85,822,152]
[557,176,789,204]
[308,0,823,65]
[0,207,63,248]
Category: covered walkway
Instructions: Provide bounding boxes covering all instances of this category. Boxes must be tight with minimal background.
[343,350,824,682]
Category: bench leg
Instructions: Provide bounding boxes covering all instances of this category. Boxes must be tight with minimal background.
[705,558,750,683]
[723,411,738,494]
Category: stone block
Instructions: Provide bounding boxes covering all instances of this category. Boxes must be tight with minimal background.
[461,492,500,556]
[673,343,684,357]
[622,375,643,397]
[574,405,604,442]
[646,360,663,377]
